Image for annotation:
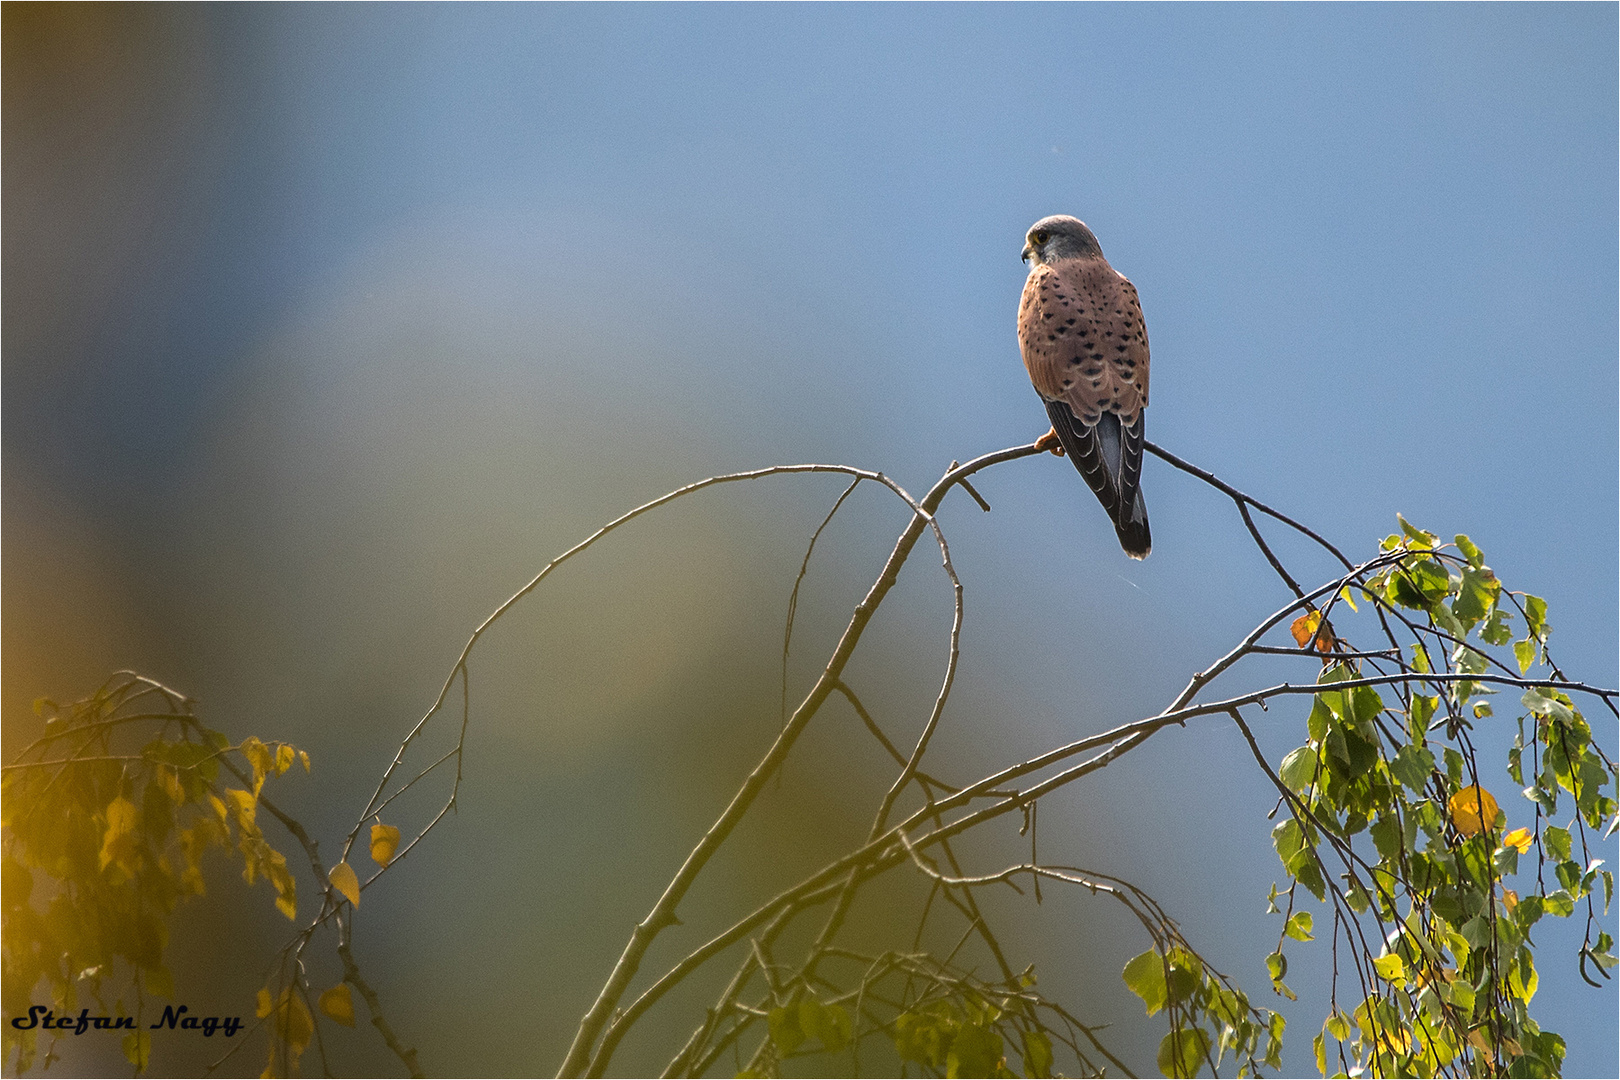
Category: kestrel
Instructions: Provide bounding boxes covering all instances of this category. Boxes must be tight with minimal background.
[1018,215,1151,558]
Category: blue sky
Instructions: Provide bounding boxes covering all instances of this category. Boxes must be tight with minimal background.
[5,4,1615,1076]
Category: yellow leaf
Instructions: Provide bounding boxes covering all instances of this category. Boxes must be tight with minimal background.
[145,965,176,1001]
[1372,953,1406,985]
[260,986,313,1066]
[274,743,296,776]
[122,1030,151,1072]
[1375,1025,1411,1056]
[226,788,259,833]
[298,750,311,773]
[1501,889,1519,916]
[240,736,272,795]
[1448,785,1500,837]
[99,797,142,873]
[208,792,229,825]
[105,796,140,836]
[329,860,361,907]
[281,992,313,1053]
[317,983,356,1027]
[369,822,401,867]
[260,848,297,919]
[1502,827,1533,854]
[158,766,185,806]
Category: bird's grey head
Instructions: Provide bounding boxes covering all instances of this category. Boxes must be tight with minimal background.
[1021,215,1103,266]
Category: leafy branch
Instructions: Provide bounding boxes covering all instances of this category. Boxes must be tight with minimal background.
[5,437,1613,1078]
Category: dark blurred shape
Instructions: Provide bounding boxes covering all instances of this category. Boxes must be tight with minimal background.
[3,4,215,391]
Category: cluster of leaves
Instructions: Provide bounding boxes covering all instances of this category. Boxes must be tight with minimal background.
[1,674,307,1075]
[254,819,401,1078]
[745,953,1093,1079]
[1261,523,1616,1077]
[1122,943,1285,1078]
[890,991,1043,1078]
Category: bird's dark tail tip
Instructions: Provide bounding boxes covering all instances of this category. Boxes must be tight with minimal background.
[1115,491,1151,559]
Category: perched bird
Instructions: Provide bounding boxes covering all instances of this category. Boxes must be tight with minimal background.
[1018,215,1151,558]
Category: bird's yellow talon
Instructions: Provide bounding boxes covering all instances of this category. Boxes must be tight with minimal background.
[1034,429,1066,457]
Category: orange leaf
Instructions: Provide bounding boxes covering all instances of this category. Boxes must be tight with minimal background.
[1290,612,1320,648]
[1290,611,1336,653]
[328,861,361,907]
[1448,785,1500,837]
[369,822,401,867]
[317,983,355,1027]
[1502,827,1533,854]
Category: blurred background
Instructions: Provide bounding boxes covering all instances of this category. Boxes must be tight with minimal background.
[4,4,1615,1076]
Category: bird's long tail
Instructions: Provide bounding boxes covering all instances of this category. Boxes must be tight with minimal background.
[1115,486,1151,559]
[1043,399,1152,559]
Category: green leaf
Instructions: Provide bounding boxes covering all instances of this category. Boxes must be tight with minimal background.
[1452,567,1499,624]
[1443,747,1466,785]
[1510,951,1539,1003]
[1514,638,1538,674]
[1515,893,1545,930]
[1307,696,1333,742]
[1278,746,1319,792]
[818,1003,851,1053]
[1265,1012,1285,1067]
[1370,815,1403,861]
[769,1005,805,1055]
[947,1022,1002,1079]
[1350,685,1384,727]
[1293,854,1326,901]
[1524,594,1548,639]
[1165,949,1201,1005]
[1411,642,1433,674]
[798,997,824,1046]
[1555,859,1582,893]
[1021,1029,1053,1079]
[1326,725,1379,782]
[1454,533,1484,568]
[1124,950,1169,1016]
[892,1012,940,1067]
[1544,825,1572,862]
[1460,916,1492,949]
[1397,514,1439,547]
[1284,911,1314,941]
[1271,819,1304,863]
[1156,1027,1211,1079]
[1522,687,1575,724]
[1265,949,1287,982]
[1389,744,1435,793]
[1481,611,1513,646]
[1445,977,1475,1013]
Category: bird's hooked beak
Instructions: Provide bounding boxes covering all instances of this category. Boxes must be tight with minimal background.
[1020,242,1033,264]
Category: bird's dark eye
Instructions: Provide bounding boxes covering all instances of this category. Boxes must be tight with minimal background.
[1032,230,1050,245]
